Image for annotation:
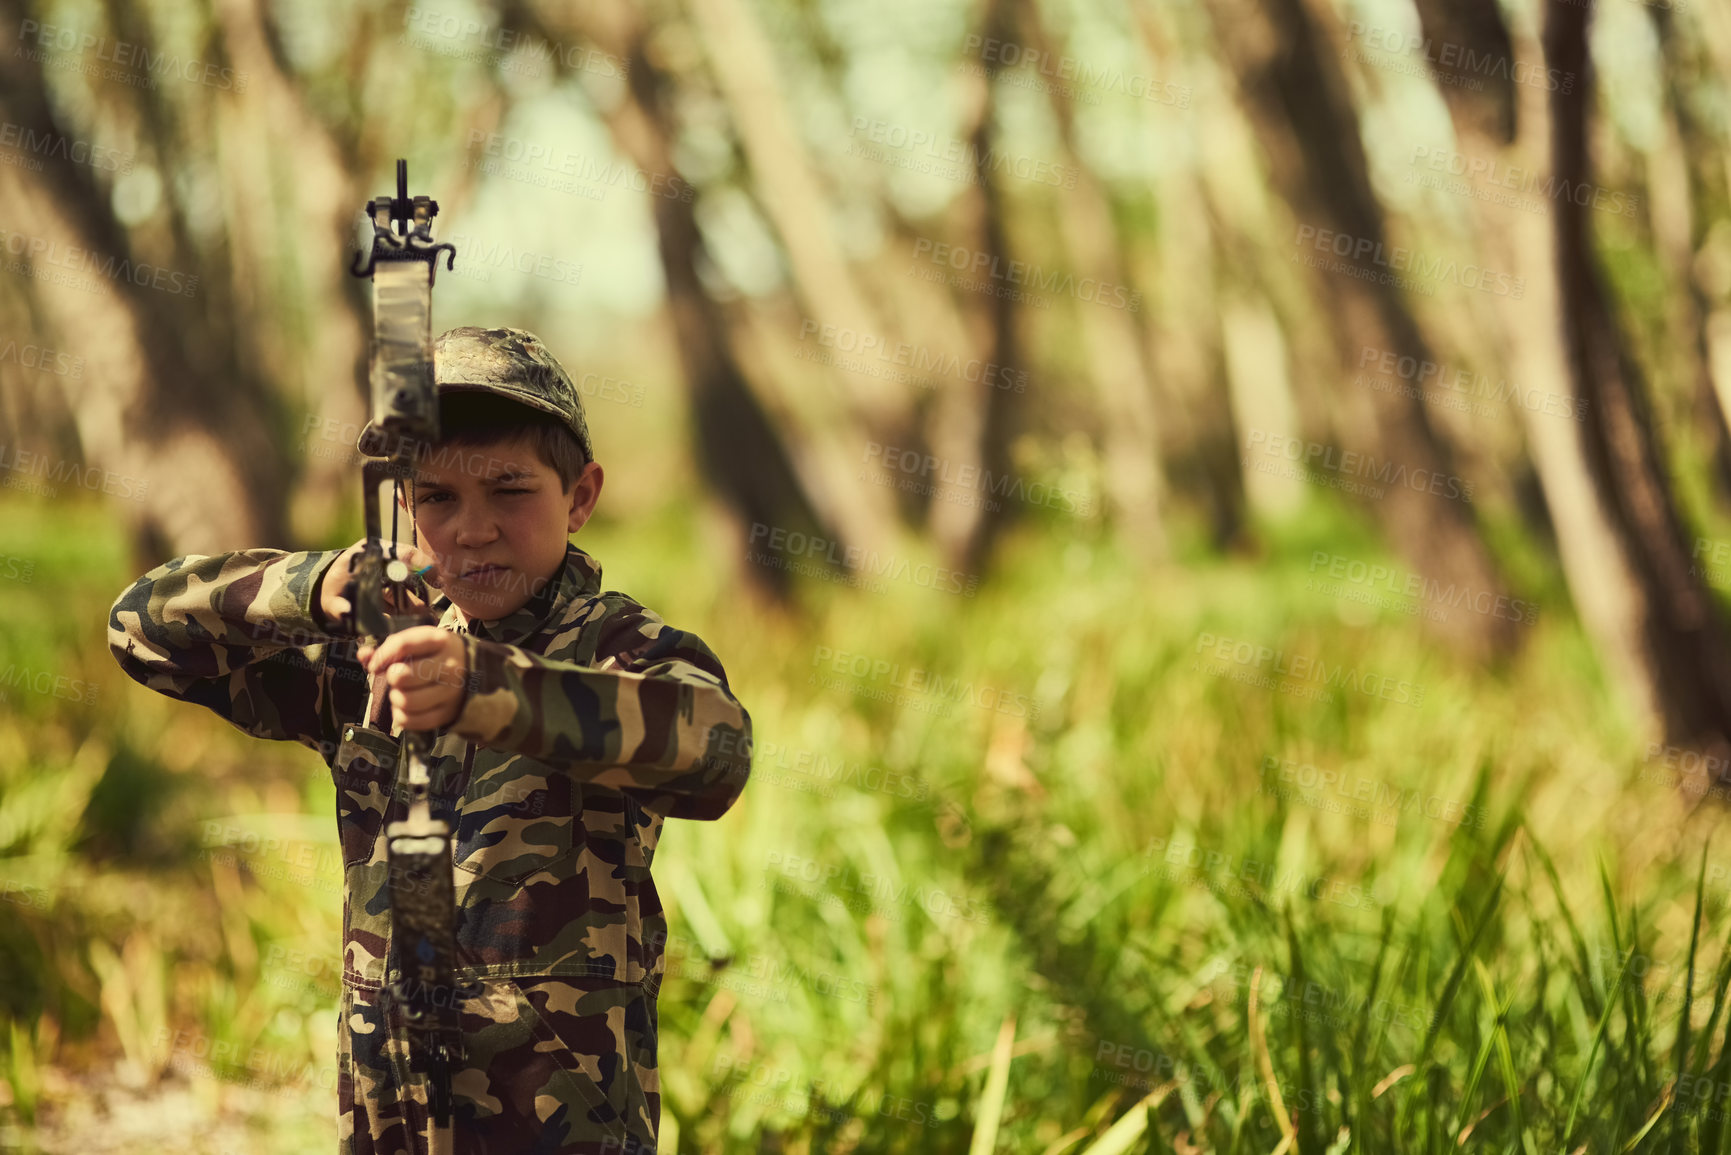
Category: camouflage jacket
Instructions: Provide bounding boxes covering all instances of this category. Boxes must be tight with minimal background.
[109,542,752,1153]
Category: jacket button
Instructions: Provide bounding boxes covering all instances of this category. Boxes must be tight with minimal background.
[344,727,356,742]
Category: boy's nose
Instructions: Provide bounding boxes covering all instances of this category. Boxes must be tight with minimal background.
[450,507,500,547]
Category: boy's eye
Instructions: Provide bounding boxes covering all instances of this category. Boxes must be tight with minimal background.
[417,491,451,504]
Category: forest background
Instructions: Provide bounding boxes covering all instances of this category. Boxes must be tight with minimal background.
[4,0,1731,1149]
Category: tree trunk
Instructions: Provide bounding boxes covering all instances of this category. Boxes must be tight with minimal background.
[1130,0,1256,547]
[1221,296,1304,519]
[1546,0,1731,757]
[209,0,387,549]
[1020,0,1167,559]
[1407,0,1659,726]
[0,0,291,566]
[525,0,845,599]
[1410,0,1731,763]
[1649,7,1731,509]
[1201,0,1519,661]
[682,0,913,442]
[921,0,1026,575]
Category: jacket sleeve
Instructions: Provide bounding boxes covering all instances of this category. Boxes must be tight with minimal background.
[107,549,359,753]
[449,601,751,821]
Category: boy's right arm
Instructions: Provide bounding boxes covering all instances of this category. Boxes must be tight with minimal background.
[108,548,363,752]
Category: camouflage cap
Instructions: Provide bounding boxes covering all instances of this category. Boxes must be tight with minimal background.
[358,325,594,464]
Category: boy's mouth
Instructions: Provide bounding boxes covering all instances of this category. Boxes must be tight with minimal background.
[461,564,509,582]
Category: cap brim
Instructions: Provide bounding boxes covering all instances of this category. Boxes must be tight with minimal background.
[357,391,593,465]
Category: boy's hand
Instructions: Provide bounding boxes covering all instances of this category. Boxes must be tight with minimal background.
[358,627,469,732]
[319,541,441,629]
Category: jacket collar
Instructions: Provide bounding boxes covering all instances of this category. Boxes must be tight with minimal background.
[435,542,602,645]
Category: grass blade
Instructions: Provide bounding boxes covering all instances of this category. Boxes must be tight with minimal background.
[1688,921,1731,1078]
[1452,984,1499,1143]
[1076,1082,1177,1155]
[969,1014,1017,1155]
[1620,1082,1674,1153]
[1666,843,1709,1151]
[1285,909,1320,1155]
[1419,867,1505,1067]
[1475,958,1525,1149]
[1696,916,1731,1155]
[1601,858,1654,1091]
[1563,947,1637,1147]
[1530,831,1603,1024]
[1398,864,1506,1141]
[1250,964,1296,1147]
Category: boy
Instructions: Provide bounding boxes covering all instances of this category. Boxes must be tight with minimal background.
[109,326,753,1154]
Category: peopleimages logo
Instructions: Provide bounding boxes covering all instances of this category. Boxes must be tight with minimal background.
[1192,631,1425,707]
[1293,224,1524,299]
[848,117,1080,189]
[1244,428,1474,505]
[1141,834,1383,911]
[862,441,1090,517]
[1259,755,1487,829]
[0,121,133,173]
[1408,146,1639,219]
[747,522,980,597]
[466,130,693,203]
[1344,22,1574,94]
[1307,549,1537,626]
[403,8,628,77]
[442,232,583,286]
[763,850,992,926]
[0,228,198,298]
[960,34,1191,107]
[0,663,99,705]
[810,645,1041,722]
[1356,345,1584,422]
[0,444,148,501]
[16,20,248,91]
[0,339,82,378]
[798,320,1027,393]
[910,237,1142,312]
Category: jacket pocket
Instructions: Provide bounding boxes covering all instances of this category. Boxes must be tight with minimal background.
[452,977,652,1146]
[525,976,657,1147]
[452,758,576,886]
[333,724,401,869]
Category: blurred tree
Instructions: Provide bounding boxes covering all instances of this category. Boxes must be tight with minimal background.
[1401,0,1652,707]
[1546,0,1731,759]
[684,0,913,442]
[526,0,836,598]
[1132,3,1271,545]
[1649,5,1731,507]
[1022,0,1168,560]
[1201,0,1519,661]
[0,0,293,563]
[923,0,1026,574]
[1413,0,1731,756]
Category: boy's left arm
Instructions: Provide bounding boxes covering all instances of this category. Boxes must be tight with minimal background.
[447,603,751,820]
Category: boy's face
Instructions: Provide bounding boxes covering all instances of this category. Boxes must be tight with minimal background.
[405,434,603,623]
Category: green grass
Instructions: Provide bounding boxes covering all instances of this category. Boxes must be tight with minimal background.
[0,488,1721,1153]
